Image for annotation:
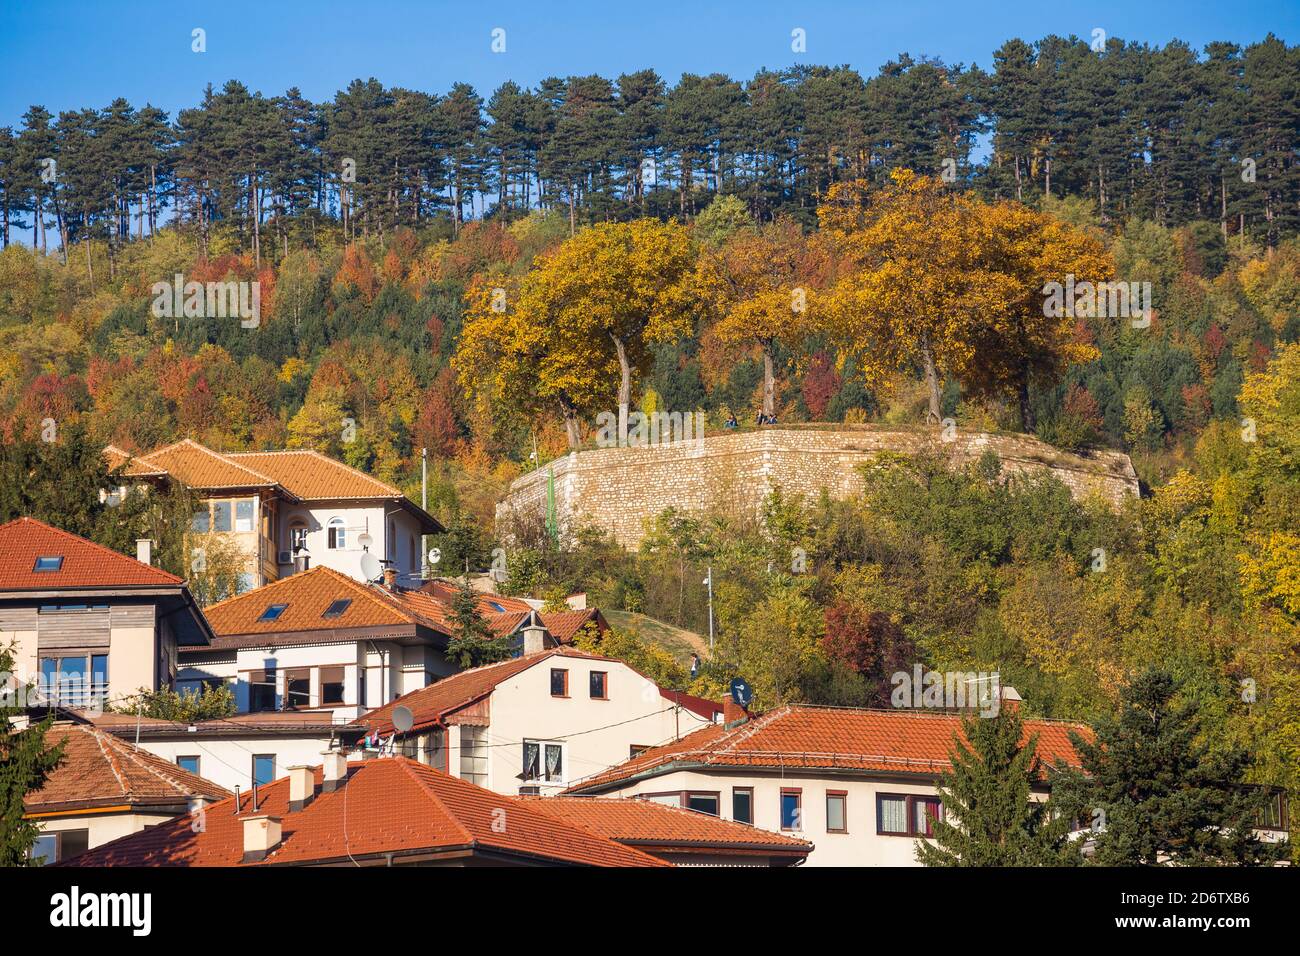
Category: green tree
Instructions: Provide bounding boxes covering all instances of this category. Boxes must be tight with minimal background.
[916,705,1073,866]
[0,646,66,866]
[1052,670,1285,866]
[444,582,513,668]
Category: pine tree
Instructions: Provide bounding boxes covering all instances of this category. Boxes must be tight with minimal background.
[444,582,513,669]
[916,704,1073,866]
[0,646,66,866]
[1051,670,1286,866]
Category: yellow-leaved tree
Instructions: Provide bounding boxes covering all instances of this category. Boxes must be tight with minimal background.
[819,169,1110,427]
[700,217,828,419]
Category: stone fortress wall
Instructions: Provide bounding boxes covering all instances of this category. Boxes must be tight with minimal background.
[495,425,1141,550]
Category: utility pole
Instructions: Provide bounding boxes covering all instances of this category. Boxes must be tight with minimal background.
[421,447,427,581]
[704,565,714,650]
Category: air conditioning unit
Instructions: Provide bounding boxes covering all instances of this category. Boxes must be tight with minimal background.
[277,551,293,564]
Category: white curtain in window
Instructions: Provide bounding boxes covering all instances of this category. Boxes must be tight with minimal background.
[544,744,562,781]
[881,797,907,833]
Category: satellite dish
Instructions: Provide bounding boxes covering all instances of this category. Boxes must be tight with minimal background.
[357,532,374,550]
[392,705,414,734]
[729,677,753,709]
[359,552,382,581]
[428,548,442,565]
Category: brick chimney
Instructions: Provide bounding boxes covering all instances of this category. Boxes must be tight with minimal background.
[722,698,749,728]
[241,814,282,863]
[382,566,399,590]
[135,539,152,565]
[287,765,315,812]
[321,750,349,793]
[999,685,1022,714]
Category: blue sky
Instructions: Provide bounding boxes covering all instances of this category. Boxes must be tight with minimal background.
[1,0,1295,125]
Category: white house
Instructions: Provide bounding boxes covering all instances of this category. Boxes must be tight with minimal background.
[562,698,1090,867]
[357,643,723,798]
[105,440,441,592]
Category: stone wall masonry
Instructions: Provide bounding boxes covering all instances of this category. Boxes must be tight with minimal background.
[495,425,1140,550]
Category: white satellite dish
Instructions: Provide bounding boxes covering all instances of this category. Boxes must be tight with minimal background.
[392,705,414,734]
[359,551,382,581]
[428,548,442,565]
[357,532,374,550]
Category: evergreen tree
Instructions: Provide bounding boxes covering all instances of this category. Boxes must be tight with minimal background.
[1052,670,1285,866]
[0,646,66,867]
[444,582,513,669]
[916,704,1073,866]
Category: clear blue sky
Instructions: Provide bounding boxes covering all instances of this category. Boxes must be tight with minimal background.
[1,0,1295,125]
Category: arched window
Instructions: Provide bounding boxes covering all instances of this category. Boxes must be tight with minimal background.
[327,517,346,550]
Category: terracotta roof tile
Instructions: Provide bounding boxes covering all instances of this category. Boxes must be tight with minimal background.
[25,723,229,813]
[137,439,279,490]
[521,795,813,856]
[0,517,182,591]
[225,450,403,500]
[201,566,423,640]
[103,445,168,478]
[538,608,606,644]
[62,757,667,867]
[567,705,1089,792]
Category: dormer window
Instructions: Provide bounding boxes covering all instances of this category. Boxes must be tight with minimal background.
[33,556,64,572]
[258,603,288,622]
[322,599,351,619]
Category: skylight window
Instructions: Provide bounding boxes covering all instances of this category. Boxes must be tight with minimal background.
[488,601,506,613]
[258,603,288,622]
[33,556,64,572]
[322,598,352,619]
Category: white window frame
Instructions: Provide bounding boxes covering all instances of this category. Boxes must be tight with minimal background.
[522,738,566,784]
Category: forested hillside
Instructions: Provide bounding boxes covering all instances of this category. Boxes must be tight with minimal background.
[2,34,1299,829]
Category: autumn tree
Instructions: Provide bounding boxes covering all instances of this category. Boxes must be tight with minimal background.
[701,218,826,419]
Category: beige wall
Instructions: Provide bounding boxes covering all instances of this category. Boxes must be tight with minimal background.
[498,426,1140,549]
[33,808,183,862]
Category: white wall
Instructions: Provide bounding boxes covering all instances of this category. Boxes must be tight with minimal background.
[433,658,715,797]
[132,734,349,794]
[589,770,950,866]
[278,503,423,583]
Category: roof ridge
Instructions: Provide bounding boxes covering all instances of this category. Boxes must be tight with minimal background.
[141,438,280,486]
[206,565,416,623]
[391,757,477,846]
[228,448,402,497]
[90,726,131,798]
[108,730,218,797]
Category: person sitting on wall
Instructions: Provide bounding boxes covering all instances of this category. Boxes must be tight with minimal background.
[724,413,738,429]
[755,411,767,425]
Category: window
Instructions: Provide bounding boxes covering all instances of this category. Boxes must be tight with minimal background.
[191,507,210,533]
[322,599,351,619]
[177,756,201,776]
[40,656,90,707]
[258,603,288,622]
[877,793,943,837]
[235,573,255,595]
[732,788,754,825]
[459,726,488,786]
[249,668,276,712]
[781,789,803,831]
[327,518,346,549]
[643,793,685,807]
[589,671,607,699]
[289,522,308,552]
[212,500,232,533]
[686,792,720,816]
[523,740,565,784]
[827,791,848,833]
[235,499,255,532]
[550,668,568,697]
[91,655,108,700]
[1257,791,1289,830]
[285,668,311,709]
[630,744,651,758]
[30,829,88,865]
[252,755,275,787]
[32,556,64,572]
[321,666,345,705]
[423,728,447,771]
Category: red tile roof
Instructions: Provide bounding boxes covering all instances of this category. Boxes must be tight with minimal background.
[25,723,229,814]
[135,438,279,490]
[0,517,183,591]
[537,608,607,644]
[62,757,667,867]
[566,705,1089,793]
[358,647,629,736]
[225,449,404,500]
[521,795,812,859]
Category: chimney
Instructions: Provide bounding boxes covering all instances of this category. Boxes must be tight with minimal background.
[241,814,282,863]
[135,538,152,565]
[722,698,749,728]
[522,622,552,655]
[321,750,348,793]
[287,765,315,812]
[999,685,1022,715]
[383,566,399,590]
